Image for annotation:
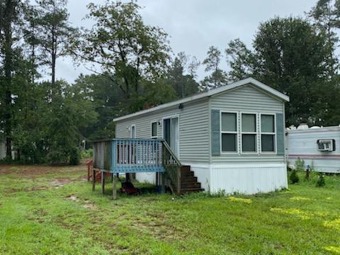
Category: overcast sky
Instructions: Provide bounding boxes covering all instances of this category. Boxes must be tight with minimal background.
[58,0,317,83]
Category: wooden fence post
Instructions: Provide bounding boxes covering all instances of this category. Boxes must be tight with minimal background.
[112,175,117,200]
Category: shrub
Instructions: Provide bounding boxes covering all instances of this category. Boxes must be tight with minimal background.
[316,173,326,187]
[69,148,80,165]
[81,149,93,159]
[294,158,305,171]
[289,170,300,184]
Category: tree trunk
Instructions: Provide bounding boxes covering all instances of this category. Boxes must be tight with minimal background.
[3,0,16,159]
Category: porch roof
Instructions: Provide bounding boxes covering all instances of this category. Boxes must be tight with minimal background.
[113,77,289,122]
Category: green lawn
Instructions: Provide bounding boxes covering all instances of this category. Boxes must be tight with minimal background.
[0,164,339,255]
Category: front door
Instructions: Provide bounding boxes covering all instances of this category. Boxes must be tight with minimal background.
[163,117,179,157]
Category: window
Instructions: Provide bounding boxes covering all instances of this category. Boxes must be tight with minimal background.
[221,112,237,152]
[130,125,136,138]
[242,114,257,152]
[317,139,334,152]
[218,111,278,154]
[261,114,275,152]
[151,122,158,138]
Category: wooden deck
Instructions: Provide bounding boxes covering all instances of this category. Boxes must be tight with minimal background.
[92,138,186,199]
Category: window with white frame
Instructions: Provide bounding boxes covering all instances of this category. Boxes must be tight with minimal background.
[261,114,275,152]
[151,121,158,138]
[221,112,237,152]
[241,113,257,152]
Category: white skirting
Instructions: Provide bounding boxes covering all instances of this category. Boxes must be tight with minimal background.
[136,162,288,195]
[187,162,287,195]
[136,172,156,184]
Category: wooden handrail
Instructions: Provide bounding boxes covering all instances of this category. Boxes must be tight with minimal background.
[161,140,182,194]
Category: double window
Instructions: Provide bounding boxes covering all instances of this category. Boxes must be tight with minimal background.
[221,112,275,153]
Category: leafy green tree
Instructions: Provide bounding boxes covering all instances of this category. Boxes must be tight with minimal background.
[75,1,171,113]
[226,17,338,126]
[201,46,228,90]
[167,53,199,98]
[253,17,338,125]
[225,38,255,81]
[0,0,21,158]
[72,73,121,140]
[33,0,77,87]
[308,0,340,36]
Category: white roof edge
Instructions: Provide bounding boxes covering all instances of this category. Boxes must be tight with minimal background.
[113,77,289,122]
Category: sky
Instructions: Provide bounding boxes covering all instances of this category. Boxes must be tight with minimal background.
[58,0,317,83]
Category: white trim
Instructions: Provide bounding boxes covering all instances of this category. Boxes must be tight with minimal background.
[114,78,289,122]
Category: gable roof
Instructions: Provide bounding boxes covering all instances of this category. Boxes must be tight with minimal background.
[114,77,289,122]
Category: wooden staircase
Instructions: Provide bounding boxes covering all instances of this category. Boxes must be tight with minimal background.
[179,165,203,194]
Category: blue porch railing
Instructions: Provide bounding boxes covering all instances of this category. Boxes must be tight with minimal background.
[94,138,165,173]
[93,138,182,195]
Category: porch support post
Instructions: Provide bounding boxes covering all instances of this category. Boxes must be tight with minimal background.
[92,168,96,191]
[101,170,105,194]
[112,175,117,200]
[160,172,165,194]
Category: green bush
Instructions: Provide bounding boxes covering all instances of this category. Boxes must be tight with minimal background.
[81,149,93,159]
[294,158,305,171]
[316,173,326,187]
[69,148,80,165]
[289,170,300,184]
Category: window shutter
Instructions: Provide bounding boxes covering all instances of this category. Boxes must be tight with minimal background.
[276,113,285,156]
[211,109,220,156]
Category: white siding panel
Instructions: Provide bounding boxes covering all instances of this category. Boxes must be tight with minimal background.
[287,128,340,173]
[210,162,287,194]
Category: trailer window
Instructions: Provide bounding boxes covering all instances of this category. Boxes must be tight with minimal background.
[261,114,275,152]
[242,113,257,152]
[317,139,335,152]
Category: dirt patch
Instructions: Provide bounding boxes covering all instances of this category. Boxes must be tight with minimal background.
[50,179,72,188]
[0,163,86,177]
[66,195,97,210]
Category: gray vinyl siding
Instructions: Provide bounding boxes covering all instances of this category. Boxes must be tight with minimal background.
[115,99,210,163]
[210,85,286,164]
[178,99,209,163]
[210,85,283,112]
[115,108,179,138]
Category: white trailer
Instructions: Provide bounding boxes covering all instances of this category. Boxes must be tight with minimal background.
[286,125,340,173]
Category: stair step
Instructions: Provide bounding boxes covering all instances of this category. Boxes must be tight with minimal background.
[181,176,198,182]
[180,188,204,194]
[181,183,202,189]
[166,164,204,194]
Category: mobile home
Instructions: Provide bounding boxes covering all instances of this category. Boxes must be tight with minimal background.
[113,78,289,195]
[286,125,340,173]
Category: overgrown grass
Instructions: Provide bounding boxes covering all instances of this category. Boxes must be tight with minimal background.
[0,166,339,254]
